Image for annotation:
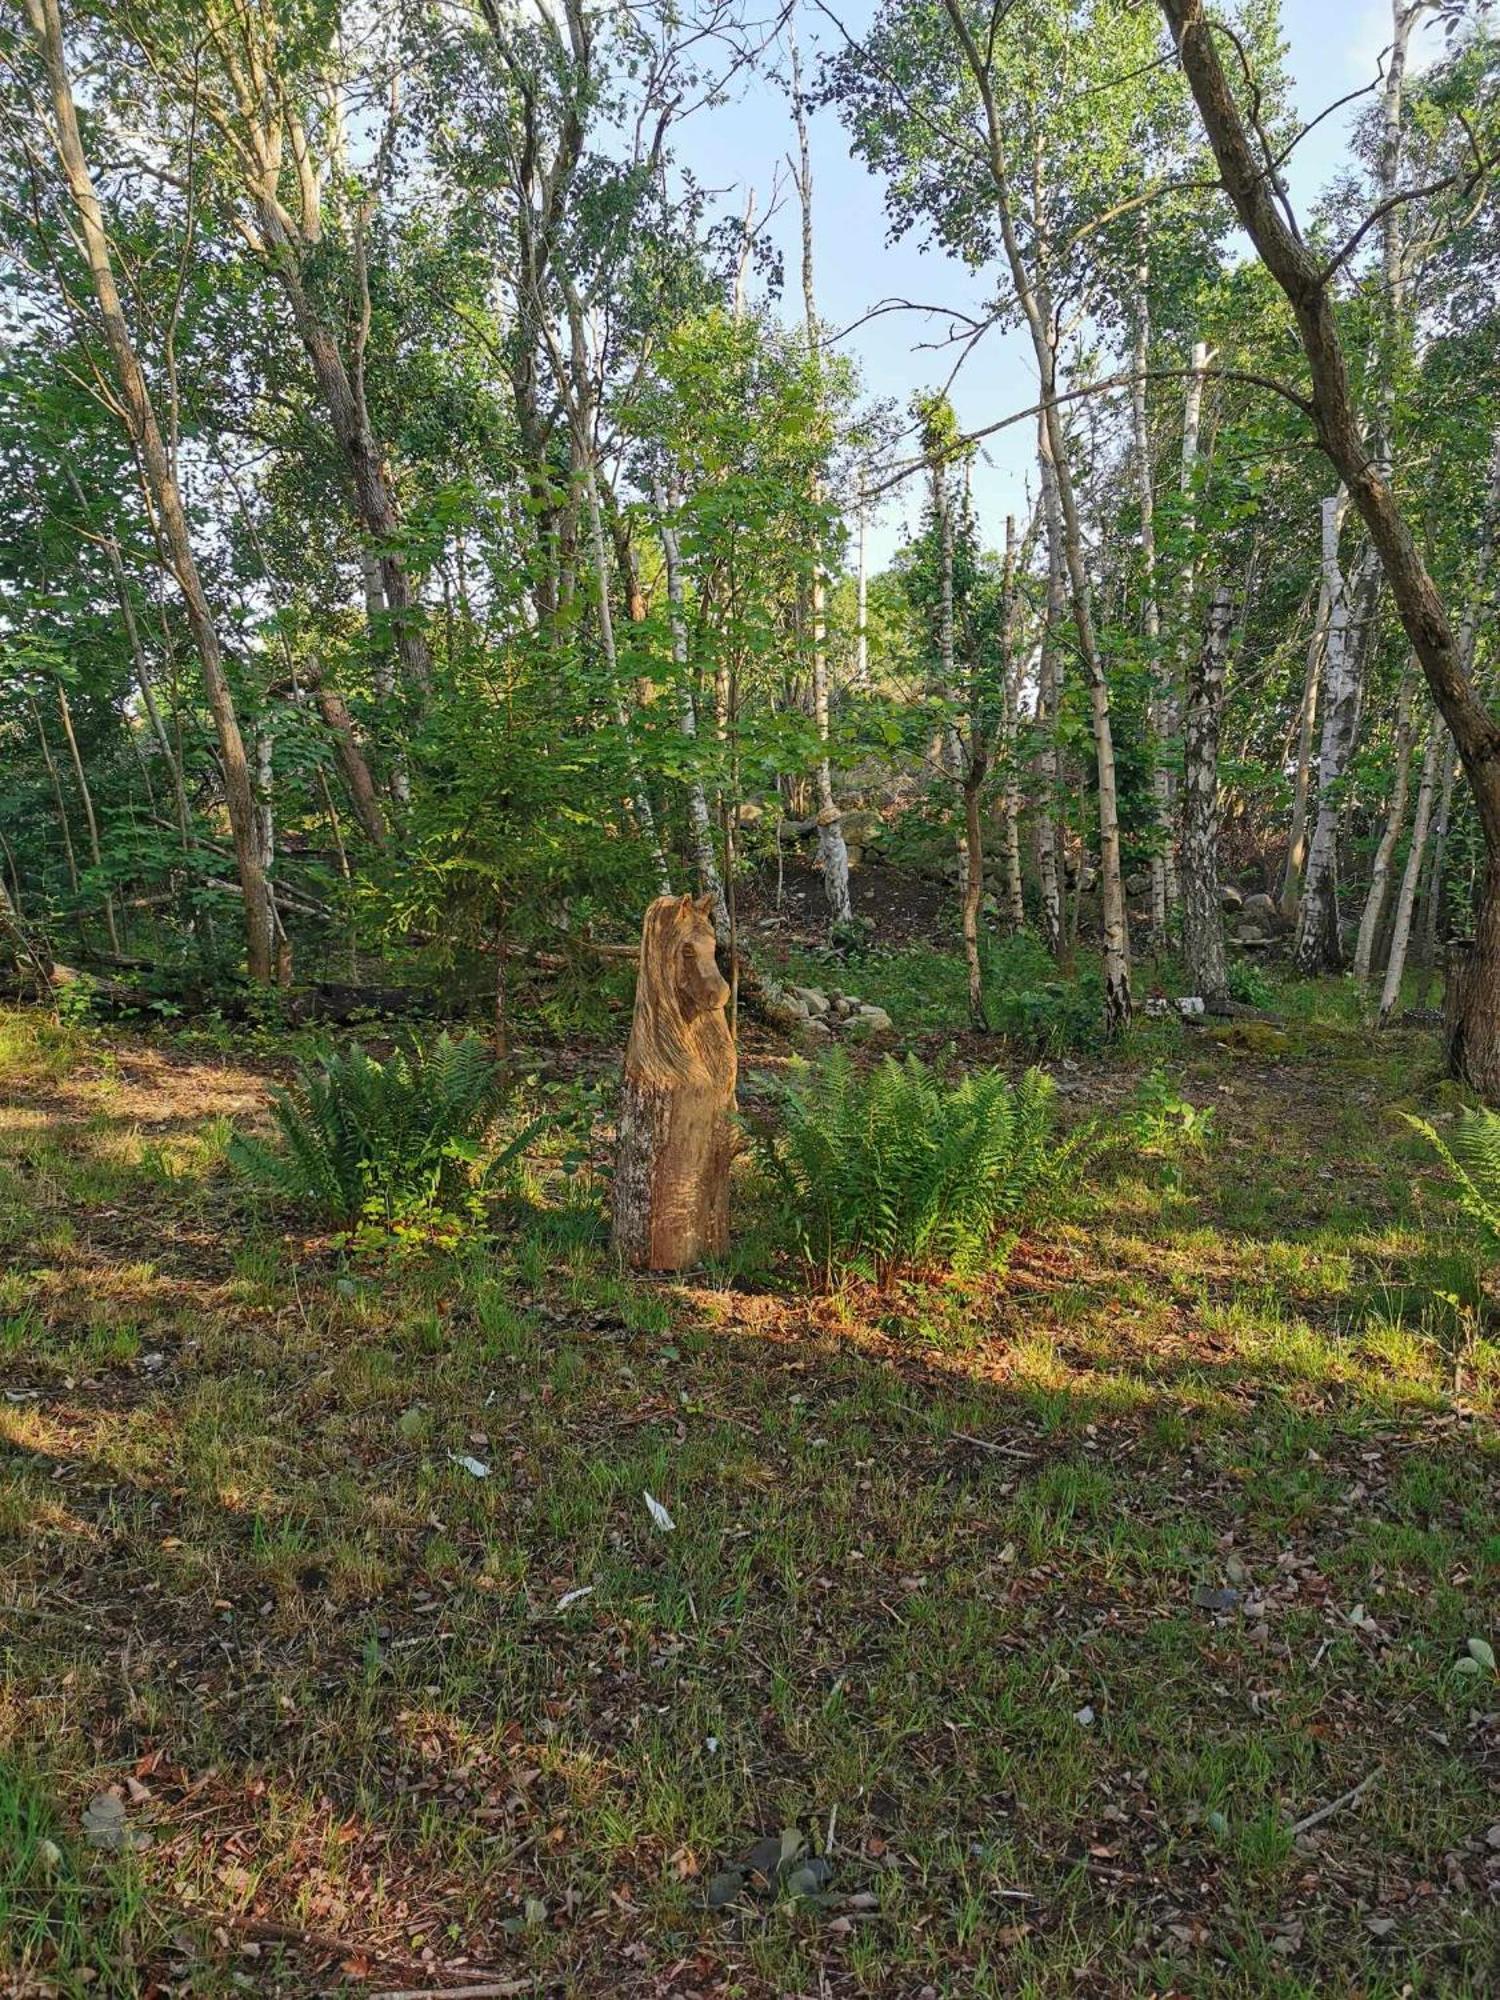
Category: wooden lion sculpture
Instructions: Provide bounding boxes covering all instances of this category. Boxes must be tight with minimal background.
[613,893,736,1270]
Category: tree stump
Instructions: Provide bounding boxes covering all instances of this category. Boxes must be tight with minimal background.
[613,893,736,1271]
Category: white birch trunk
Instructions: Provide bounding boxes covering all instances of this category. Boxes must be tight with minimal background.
[1353,668,1416,983]
[1379,718,1441,1020]
[1181,584,1234,1009]
[1131,236,1167,935]
[1295,498,1359,972]
[788,12,852,927]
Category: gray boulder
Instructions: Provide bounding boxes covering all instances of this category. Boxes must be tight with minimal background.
[789,985,830,1018]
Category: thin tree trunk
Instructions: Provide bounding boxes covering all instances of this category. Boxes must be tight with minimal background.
[1033,425,1067,958]
[657,484,727,936]
[1182,585,1234,1009]
[1379,718,1441,1020]
[1353,668,1415,982]
[1279,519,1344,918]
[1295,498,1359,972]
[788,13,852,928]
[24,0,273,981]
[1131,232,1167,935]
[54,681,120,951]
[1166,339,1210,915]
[855,474,870,687]
[28,694,79,898]
[998,513,1026,932]
[65,467,192,844]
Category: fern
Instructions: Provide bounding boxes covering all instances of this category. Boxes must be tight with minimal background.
[230,1032,511,1227]
[1405,1106,1500,1247]
[754,1051,1073,1285]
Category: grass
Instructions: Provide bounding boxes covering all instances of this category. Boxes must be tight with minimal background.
[0,999,1496,1996]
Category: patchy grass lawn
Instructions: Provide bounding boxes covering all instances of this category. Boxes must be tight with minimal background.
[0,1000,1496,1998]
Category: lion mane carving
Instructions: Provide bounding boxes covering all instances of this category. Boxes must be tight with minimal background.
[613,893,736,1270]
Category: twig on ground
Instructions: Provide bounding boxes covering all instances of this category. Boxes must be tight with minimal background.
[369,1984,534,1999]
[1288,1772,1377,1837]
[952,1431,1033,1458]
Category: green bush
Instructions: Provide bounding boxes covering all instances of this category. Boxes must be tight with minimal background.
[979,932,1104,1054]
[752,1048,1074,1284]
[1405,1106,1500,1249]
[1226,958,1275,1008]
[230,1032,521,1232]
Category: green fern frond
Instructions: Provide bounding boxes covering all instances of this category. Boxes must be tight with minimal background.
[229,1032,511,1227]
[756,1051,1066,1285]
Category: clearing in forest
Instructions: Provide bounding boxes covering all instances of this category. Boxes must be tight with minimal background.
[0,1000,1496,1997]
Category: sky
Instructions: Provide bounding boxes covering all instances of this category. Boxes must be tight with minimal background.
[667,0,1454,567]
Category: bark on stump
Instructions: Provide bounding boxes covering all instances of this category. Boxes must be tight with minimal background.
[613,893,736,1271]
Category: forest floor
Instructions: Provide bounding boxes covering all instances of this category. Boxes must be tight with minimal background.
[0,986,1497,1999]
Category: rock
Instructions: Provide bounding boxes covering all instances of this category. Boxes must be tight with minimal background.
[1192,1584,1242,1613]
[1237,923,1267,945]
[776,818,816,843]
[1124,871,1151,897]
[789,985,830,1017]
[855,1005,893,1033]
[1241,892,1279,926]
[838,809,884,846]
[736,801,765,828]
[844,846,863,869]
[1221,885,1244,913]
[800,1019,831,1040]
[706,1868,745,1909]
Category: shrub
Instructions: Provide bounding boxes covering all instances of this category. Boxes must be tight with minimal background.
[230,1032,522,1232]
[1226,958,1275,1008]
[1405,1106,1500,1248]
[980,932,1104,1055]
[752,1048,1074,1284]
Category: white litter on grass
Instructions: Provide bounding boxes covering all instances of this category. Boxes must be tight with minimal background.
[449,1453,491,1478]
[556,1586,594,1611]
[643,1491,676,1532]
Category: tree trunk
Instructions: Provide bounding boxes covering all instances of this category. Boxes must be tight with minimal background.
[28,694,79,897]
[54,681,120,952]
[310,678,388,848]
[962,776,987,1025]
[1279,522,1344,919]
[1181,584,1234,1009]
[1132,235,1168,936]
[613,894,736,1271]
[789,13,853,928]
[657,485,727,935]
[1378,717,1441,1020]
[1033,434,1067,958]
[1353,668,1415,982]
[25,0,273,982]
[1294,499,1359,972]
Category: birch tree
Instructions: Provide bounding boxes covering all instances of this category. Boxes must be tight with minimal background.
[1181,583,1234,1009]
[17,0,274,981]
